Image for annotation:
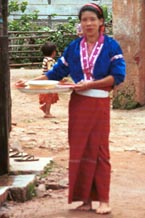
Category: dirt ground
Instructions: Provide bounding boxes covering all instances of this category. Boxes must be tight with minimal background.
[1,69,145,218]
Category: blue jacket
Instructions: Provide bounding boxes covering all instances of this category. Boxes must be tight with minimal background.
[46,35,126,85]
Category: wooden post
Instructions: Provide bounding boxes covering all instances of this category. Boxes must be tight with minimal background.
[0,0,10,175]
[0,0,2,35]
[0,36,10,175]
[2,0,8,35]
[47,0,52,27]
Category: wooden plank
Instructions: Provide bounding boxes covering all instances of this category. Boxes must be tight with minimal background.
[9,44,42,48]
[9,35,49,40]
[15,0,88,5]
[10,5,81,16]
[9,0,112,20]
[26,0,112,6]
[47,5,81,15]
[46,0,88,5]
[9,50,41,53]
[27,0,84,4]
[9,56,42,59]
[10,62,42,67]
[8,31,55,34]
[26,0,48,4]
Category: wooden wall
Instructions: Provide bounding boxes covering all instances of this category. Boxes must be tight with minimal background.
[9,0,112,21]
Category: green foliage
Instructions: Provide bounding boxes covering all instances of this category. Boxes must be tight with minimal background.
[27,183,36,200]
[112,84,141,109]
[102,5,108,20]
[9,11,40,31]
[48,17,78,53]
[102,5,112,23]
[8,1,78,64]
[8,1,112,64]
[102,5,112,35]
[8,0,41,31]
[40,161,55,178]
[9,0,28,13]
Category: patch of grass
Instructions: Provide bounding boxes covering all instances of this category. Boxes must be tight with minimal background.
[39,160,56,178]
[27,182,36,200]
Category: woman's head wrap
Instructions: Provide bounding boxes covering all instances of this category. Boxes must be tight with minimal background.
[78,3,105,33]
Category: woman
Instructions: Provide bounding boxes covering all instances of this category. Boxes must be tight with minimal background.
[16,3,126,214]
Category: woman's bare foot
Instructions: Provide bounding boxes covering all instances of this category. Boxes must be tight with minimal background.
[44,114,55,118]
[76,202,92,211]
[96,202,111,214]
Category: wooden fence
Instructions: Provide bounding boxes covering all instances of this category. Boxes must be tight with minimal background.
[8,23,112,68]
[8,30,78,68]
[8,31,55,68]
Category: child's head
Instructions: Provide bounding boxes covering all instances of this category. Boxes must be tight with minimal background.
[41,41,57,57]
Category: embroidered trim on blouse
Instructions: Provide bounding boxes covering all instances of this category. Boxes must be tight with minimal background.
[61,56,68,66]
[111,54,123,62]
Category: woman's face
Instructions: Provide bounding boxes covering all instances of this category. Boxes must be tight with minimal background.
[80,11,103,37]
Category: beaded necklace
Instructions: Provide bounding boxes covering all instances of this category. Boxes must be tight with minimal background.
[80,34,104,81]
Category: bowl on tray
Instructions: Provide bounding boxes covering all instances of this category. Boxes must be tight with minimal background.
[26,80,59,89]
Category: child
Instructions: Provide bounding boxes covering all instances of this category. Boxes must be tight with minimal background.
[39,41,59,118]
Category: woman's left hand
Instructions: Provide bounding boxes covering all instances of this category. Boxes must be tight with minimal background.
[73,80,92,91]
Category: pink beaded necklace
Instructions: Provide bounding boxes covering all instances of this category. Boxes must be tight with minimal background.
[80,34,104,81]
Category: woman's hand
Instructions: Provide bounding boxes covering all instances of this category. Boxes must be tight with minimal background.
[73,80,92,91]
[73,76,115,92]
[15,75,48,88]
[15,79,27,88]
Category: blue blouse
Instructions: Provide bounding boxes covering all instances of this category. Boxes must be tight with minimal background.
[45,35,126,85]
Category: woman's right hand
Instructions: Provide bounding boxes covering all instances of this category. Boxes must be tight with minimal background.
[73,80,92,91]
[15,79,27,88]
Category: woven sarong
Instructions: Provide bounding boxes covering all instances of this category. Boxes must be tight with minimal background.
[68,91,111,203]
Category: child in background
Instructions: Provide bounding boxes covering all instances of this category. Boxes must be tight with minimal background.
[39,41,59,118]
